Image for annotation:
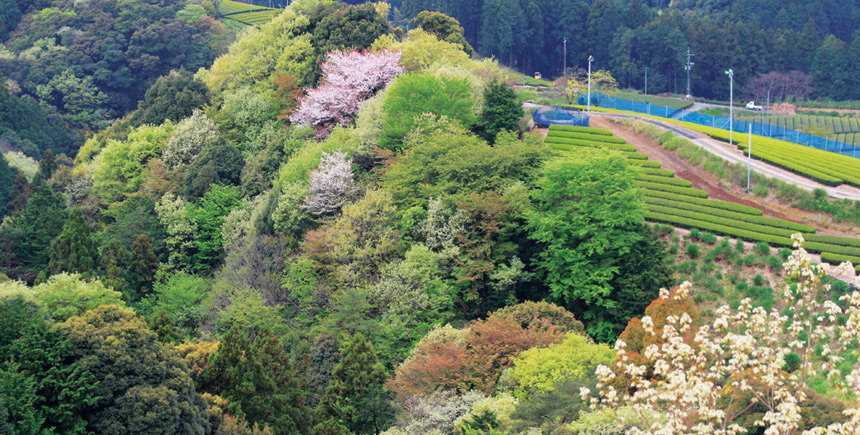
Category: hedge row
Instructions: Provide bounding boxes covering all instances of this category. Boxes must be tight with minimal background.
[645,204,796,238]
[546,131,628,144]
[645,211,794,247]
[803,242,860,258]
[628,160,662,168]
[738,148,843,186]
[820,252,860,269]
[643,196,815,233]
[545,137,637,152]
[636,180,709,198]
[548,125,612,136]
[547,142,647,160]
[803,234,860,249]
[635,174,693,188]
[639,168,675,177]
[642,190,763,215]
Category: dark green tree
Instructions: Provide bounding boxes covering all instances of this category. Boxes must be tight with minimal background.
[49,208,99,276]
[127,234,159,299]
[58,305,210,434]
[101,193,168,260]
[182,141,244,200]
[314,333,393,435]
[414,11,474,55]
[203,326,311,435]
[474,79,521,144]
[0,153,17,219]
[0,184,68,281]
[32,149,57,187]
[99,239,133,296]
[188,184,242,273]
[130,69,211,127]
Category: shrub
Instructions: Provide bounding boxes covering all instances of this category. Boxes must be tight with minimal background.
[754,242,771,255]
[702,232,717,245]
[687,244,700,259]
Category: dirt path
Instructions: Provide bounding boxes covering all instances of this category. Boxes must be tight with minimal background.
[591,117,860,237]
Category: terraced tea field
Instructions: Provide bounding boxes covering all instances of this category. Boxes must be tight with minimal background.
[219,0,281,27]
[736,113,860,147]
[544,125,860,271]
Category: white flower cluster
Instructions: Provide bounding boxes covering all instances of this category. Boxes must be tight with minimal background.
[301,150,356,217]
[585,235,860,435]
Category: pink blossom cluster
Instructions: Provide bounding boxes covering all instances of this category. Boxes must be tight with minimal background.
[289,50,404,138]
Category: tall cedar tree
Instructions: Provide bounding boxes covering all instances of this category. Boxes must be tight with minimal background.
[127,234,159,299]
[314,333,394,435]
[203,326,312,435]
[99,239,133,296]
[0,153,17,219]
[1,184,68,281]
[475,79,521,144]
[49,208,99,276]
[32,150,57,187]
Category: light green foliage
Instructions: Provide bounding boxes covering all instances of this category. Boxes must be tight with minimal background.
[272,182,311,242]
[413,11,474,56]
[0,273,124,323]
[3,151,37,181]
[278,127,356,185]
[346,88,388,156]
[155,192,199,272]
[509,333,615,397]
[372,29,473,72]
[163,109,220,168]
[380,72,476,149]
[93,121,175,203]
[176,4,208,23]
[215,287,288,337]
[35,68,111,129]
[143,272,210,340]
[218,87,282,157]
[567,406,660,435]
[455,394,519,432]
[526,152,644,342]
[189,185,243,273]
[324,189,401,287]
[205,9,315,96]
[382,117,548,209]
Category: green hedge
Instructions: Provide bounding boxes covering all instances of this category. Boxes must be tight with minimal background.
[820,252,860,268]
[635,174,693,188]
[545,137,637,152]
[803,234,860,248]
[804,242,860,258]
[644,196,815,233]
[639,168,675,177]
[645,211,794,247]
[643,191,762,216]
[628,160,662,168]
[636,180,709,198]
[548,125,612,136]
[547,131,628,144]
[739,148,843,186]
[646,204,796,237]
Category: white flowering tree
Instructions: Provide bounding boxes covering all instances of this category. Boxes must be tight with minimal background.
[585,234,860,435]
[289,49,404,138]
[301,150,356,217]
[162,109,220,168]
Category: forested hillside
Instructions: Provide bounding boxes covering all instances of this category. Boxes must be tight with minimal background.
[2,0,860,434]
[400,0,860,100]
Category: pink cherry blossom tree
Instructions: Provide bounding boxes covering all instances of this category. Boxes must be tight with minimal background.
[289,50,404,138]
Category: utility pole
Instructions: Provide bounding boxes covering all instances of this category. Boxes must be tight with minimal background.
[684,47,694,99]
[644,66,648,96]
[563,38,567,82]
[747,123,753,193]
[587,55,594,115]
[726,68,734,146]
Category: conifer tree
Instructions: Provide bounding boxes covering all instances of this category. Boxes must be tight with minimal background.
[99,239,133,295]
[32,150,57,187]
[475,79,521,144]
[127,234,159,298]
[0,152,17,218]
[314,333,393,435]
[203,326,311,435]
[49,208,99,276]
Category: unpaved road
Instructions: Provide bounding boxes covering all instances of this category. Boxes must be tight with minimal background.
[592,112,860,201]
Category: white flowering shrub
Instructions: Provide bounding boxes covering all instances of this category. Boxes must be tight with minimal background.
[585,234,860,435]
[301,150,356,217]
[162,109,220,168]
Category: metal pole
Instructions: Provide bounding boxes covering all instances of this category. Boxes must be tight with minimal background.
[563,38,567,82]
[726,69,734,145]
[645,67,648,96]
[747,123,753,193]
[685,47,694,99]
[587,55,593,115]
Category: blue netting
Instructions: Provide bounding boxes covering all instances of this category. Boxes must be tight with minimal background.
[676,112,860,159]
[576,93,683,118]
[533,106,590,127]
[573,92,860,159]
